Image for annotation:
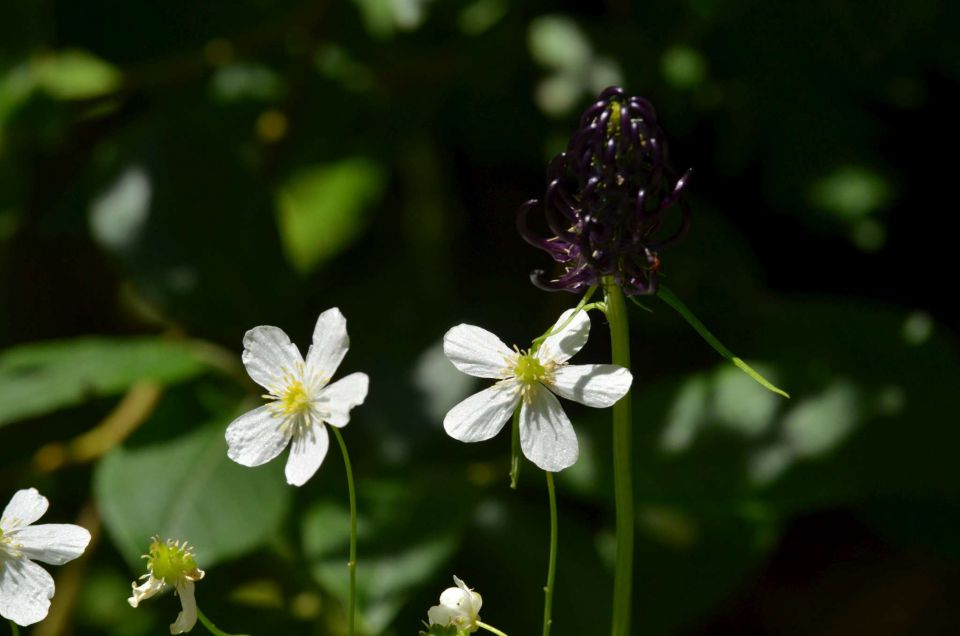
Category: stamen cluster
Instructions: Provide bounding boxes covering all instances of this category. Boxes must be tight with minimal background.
[518,86,692,296]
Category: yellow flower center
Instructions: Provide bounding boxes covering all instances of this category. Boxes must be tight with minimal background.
[514,352,547,385]
[279,380,311,416]
[146,538,199,586]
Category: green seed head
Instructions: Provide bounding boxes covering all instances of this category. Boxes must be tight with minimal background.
[146,538,199,585]
[514,352,547,385]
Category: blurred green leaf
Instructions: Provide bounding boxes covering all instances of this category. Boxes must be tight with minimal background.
[33,49,121,100]
[276,158,386,274]
[0,337,206,428]
[95,421,292,568]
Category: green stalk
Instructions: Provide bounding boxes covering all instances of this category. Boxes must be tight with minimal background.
[542,471,559,636]
[509,407,522,489]
[602,276,634,636]
[332,427,359,636]
[477,621,510,636]
[9,621,19,636]
[196,608,250,636]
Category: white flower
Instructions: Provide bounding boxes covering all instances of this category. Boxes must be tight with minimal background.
[0,488,91,626]
[225,307,370,486]
[443,308,632,472]
[427,575,482,632]
[128,537,205,634]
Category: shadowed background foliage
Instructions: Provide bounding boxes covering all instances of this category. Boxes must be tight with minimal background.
[2,1,959,634]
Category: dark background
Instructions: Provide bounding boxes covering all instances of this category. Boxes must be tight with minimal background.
[2,1,959,634]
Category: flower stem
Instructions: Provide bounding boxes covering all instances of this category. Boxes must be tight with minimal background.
[602,276,634,636]
[542,471,559,636]
[196,608,250,636]
[331,426,359,636]
[8,621,19,636]
[477,621,510,636]
[509,407,521,489]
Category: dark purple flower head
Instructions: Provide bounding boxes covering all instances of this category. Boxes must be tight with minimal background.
[518,86,691,296]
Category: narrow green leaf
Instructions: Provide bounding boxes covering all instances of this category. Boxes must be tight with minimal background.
[94,421,291,568]
[0,337,206,428]
[657,285,790,398]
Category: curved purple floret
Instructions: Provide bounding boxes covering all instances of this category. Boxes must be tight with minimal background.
[519,87,691,296]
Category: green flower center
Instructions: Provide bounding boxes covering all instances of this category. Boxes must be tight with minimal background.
[514,351,548,385]
[280,380,311,416]
[147,539,199,585]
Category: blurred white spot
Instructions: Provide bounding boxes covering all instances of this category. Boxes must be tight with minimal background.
[749,442,796,485]
[473,498,506,528]
[782,382,860,457]
[528,15,592,71]
[810,165,891,219]
[660,375,709,452]
[89,167,151,252]
[661,45,707,89]
[210,63,284,102]
[713,365,780,438]
[413,340,476,423]
[902,311,933,345]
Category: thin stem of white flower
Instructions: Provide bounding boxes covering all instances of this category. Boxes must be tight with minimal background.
[331,426,359,636]
[509,406,521,489]
[196,608,249,636]
[477,621,510,636]
[542,471,559,636]
[602,276,634,636]
[531,284,599,352]
[8,620,19,636]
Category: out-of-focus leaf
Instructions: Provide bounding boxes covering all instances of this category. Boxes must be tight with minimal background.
[0,337,206,428]
[33,49,121,100]
[276,158,385,274]
[95,421,291,568]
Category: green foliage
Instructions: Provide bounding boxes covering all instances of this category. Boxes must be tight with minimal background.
[0,338,206,428]
[94,421,292,568]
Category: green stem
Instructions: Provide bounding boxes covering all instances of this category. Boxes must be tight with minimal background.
[509,407,522,489]
[477,621,510,636]
[331,427,359,636]
[196,608,249,636]
[602,276,634,636]
[9,621,19,636]
[542,471,558,636]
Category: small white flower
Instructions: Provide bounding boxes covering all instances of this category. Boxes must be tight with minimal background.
[427,575,483,632]
[443,308,632,471]
[225,307,370,486]
[128,537,205,634]
[0,488,91,626]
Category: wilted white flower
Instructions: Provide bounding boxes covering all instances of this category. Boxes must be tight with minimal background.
[427,575,482,632]
[128,537,205,634]
[225,307,369,486]
[0,488,91,626]
[443,308,632,471]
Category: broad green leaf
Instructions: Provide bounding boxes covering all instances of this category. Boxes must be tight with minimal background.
[657,285,790,398]
[94,421,291,568]
[33,49,121,100]
[276,158,385,273]
[0,337,206,428]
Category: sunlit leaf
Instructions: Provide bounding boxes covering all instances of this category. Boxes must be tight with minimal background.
[33,49,121,100]
[276,158,385,274]
[0,337,206,428]
[95,421,292,568]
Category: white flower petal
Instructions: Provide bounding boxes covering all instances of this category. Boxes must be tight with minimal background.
[0,557,55,626]
[443,381,520,443]
[316,372,369,428]
[12,523,91,566]
[548,364,633,408]
[304,308,349,386]
[443,324,516,379]
[242,326,304,392]
[225,405,293,467]
[520,387,579,471]
[427,603,458,626]
[537,308,591,364]
[452,576,482,614]
[128,575,165,608]
[1,488,49,531]
[285,424,330,486]
[171,579,198,634]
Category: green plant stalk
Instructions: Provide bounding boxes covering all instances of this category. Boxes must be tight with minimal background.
[509,407,522,489]
[542,471,559,636]
[477,621,510,636]
[9,621,19,636]
[602,276,634,636]
[196,608,250,636]
[332,427,359,636]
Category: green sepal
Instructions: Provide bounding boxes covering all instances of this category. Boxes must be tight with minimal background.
[419,623,460,636]
[657,285,790,398]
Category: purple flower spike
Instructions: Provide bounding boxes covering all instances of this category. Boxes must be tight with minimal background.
[520,87,691,296]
